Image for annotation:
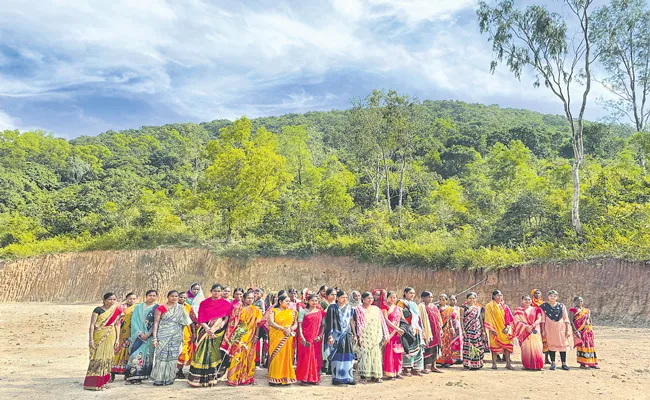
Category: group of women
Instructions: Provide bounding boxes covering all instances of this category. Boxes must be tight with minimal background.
[83,284,600,391]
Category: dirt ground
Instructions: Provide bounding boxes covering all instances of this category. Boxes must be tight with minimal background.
[1,303,649,400]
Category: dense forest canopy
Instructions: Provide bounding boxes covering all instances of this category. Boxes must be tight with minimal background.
[1,96,648,268]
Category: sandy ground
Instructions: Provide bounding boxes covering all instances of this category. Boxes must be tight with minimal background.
[1,303,649,400]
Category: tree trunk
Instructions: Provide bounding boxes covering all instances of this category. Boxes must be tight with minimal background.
[398,156,406,209]
[571,160,582,235]
[384,160,391,212]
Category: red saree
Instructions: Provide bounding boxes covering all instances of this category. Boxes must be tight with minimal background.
[570,307,598,367]
[296,308,325,383]
[514,306,544,370]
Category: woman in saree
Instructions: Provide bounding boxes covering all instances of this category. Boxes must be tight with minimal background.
[221,288,245,367]
[397,287,425,376]
[531,288,551,364]
[111,292,137,381]
[540,290,572,371]
[382,291,404,379]
[484,290,514,370]
[355,291,388,383]
[514,295,544,370]
[177,283,203,378]
[125,289,158,383]
[296,294,325,385]
[418,291,443,373]
[449,295,463,363]
[267,293,298,385]
[84,293,122,390]
[151,290,192,386]
[325,290,357,385]
[188,283,233,387]
[569,296,600,369]
[223,290,264,386]
[460,292,486,370]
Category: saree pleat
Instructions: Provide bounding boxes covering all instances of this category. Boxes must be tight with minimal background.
[571,307,598,367]
[225,305,263,386]
[268,308,297,384]
[462,306,485,370]
[84,305,122,390]
[112,304,134,375]
[152,304,192,385]
[125,303,158,382]
[296,309,325,383]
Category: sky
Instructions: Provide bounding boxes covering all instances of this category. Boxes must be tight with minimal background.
[0,0,613,139]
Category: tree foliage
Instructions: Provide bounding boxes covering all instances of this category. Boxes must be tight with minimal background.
[0,97,647,269]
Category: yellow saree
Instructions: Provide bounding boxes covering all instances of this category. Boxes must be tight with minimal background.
[84,304,122,390]
[112,304,134,375]
[268,308,296,385]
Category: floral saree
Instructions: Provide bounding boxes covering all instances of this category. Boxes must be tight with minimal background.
[112,304,134,375]
[125,302,158,382]
[223,305,263,386]
[397,299,424,371]
[83,304,122,390]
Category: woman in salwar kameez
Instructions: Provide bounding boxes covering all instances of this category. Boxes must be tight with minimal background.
[84,293,122,390]
[268,294,298,385]
[188,284,233,387]
[418,291,443,373]
[296,295,325,384]
[151,290,192,386]
[111,292,137,380]
[355,292,388,383]
[382,291,404,379]
[514,295,544,370]
[540,290,572,371]
[325,290,357,385]
[460,292,486,370]
[125,290,159,383]
[570,296,600,369]
[223,290,264,386]
[397,287,425,376]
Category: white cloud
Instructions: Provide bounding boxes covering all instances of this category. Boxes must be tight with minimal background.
[0,0,608,135]
[0,109,19,130]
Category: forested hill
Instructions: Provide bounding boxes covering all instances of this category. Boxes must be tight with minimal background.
[1,96,647,268]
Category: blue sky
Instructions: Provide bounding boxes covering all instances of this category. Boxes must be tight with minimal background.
[0,0,612,139]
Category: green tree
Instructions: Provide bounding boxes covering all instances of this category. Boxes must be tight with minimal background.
[204,117,291,237]
[592,0,650,132]
[477,0,597,235]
